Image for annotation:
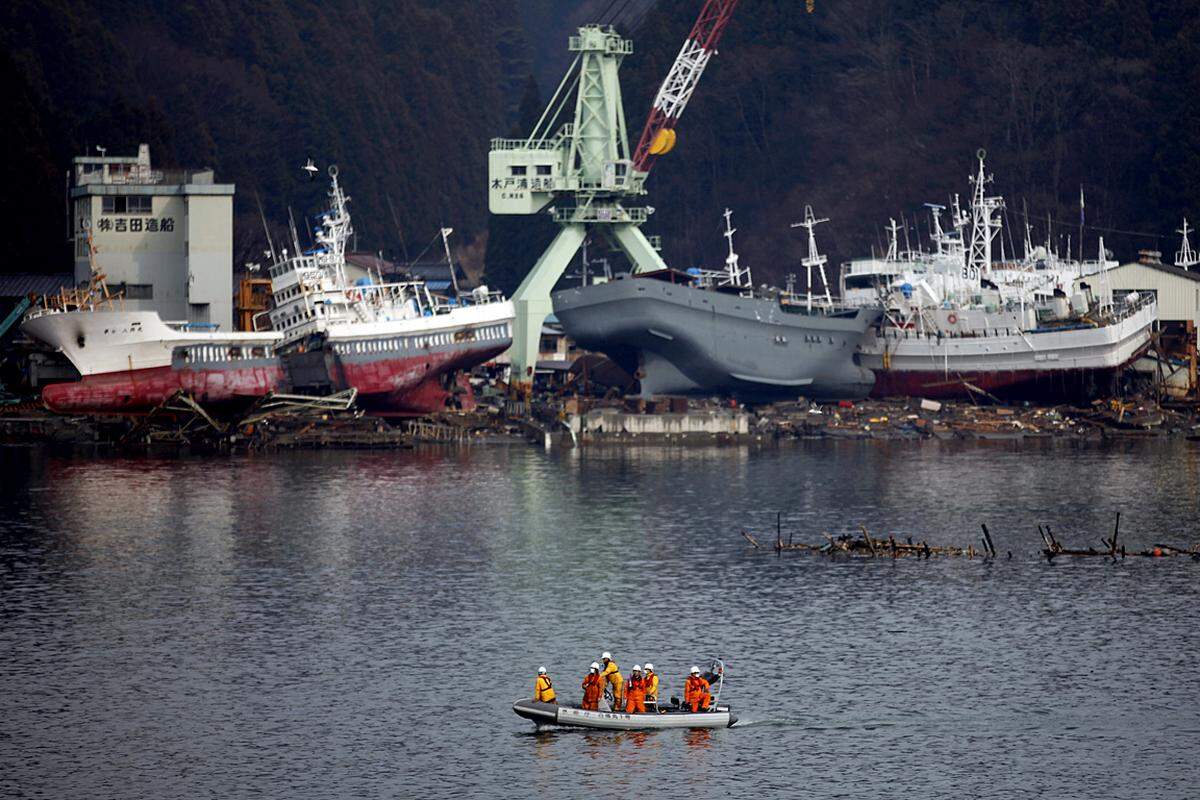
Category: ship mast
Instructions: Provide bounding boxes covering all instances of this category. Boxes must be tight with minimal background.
[791,205,831,312]
[1176,218,1198,271]
[721,208,752,293]
[965,148,1004,288]
[440,227,461,295]
[313,166,351,289]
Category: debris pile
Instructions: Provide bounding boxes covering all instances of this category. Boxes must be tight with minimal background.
[754,396,1200,441]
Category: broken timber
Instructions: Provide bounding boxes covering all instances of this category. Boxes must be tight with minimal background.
[749,523,998,559]
[742,518,1198,562]
[1041,514,1199,561]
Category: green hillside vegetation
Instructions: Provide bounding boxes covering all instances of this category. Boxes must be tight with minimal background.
[4,0,1199,294]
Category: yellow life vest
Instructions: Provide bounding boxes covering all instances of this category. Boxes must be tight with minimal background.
[535,674,556,703]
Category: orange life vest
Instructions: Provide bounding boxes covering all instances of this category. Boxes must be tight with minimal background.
[581,673,603,704]
[684,675,711,707]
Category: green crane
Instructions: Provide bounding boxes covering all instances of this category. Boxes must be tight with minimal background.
[489,25,662,391]
[488,3,739,393]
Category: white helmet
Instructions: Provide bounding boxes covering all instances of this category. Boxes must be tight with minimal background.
[632,664,642,672]
[589,661,600,671]
[690,666,700,674]
[537,666,547,675]
[601,651,612,660]
[644,662,654,671]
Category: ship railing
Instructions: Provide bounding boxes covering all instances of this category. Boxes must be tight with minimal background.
[27,279,126,318]
[429,288,508,309]
[1104,291,1156,323]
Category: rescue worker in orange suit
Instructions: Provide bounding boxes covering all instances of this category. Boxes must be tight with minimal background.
[600,651,624,710]
[684,665,711,713]
[625,665,646,714]
[581,662,604,711]
[534,666,556,704]
[643,662,660,711]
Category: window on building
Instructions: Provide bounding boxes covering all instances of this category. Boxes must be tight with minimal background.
[101,196,152,214]
[107,283,154,300]
[536,165,552,175]
[510,165,527,176]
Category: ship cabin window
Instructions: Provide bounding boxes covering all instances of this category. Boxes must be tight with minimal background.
[844,274,897,290]
[510,165,527,176]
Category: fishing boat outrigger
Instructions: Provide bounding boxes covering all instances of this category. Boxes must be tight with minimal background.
[513,659,737,730]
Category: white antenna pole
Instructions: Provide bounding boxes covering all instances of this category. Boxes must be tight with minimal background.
[722,208,750,291]
[1176,218,1198,270]
[886,218,900,262]
[440,227,460,295]
[1098,235,1112,313]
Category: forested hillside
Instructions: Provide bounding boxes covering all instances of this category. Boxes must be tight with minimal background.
[619,0,1200,283]
[1,0,531,271]
[4,0,1200,290]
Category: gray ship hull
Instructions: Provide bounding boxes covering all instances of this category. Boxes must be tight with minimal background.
[552,278,883,401]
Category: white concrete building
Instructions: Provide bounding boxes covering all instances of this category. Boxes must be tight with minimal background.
[70,144,235,331]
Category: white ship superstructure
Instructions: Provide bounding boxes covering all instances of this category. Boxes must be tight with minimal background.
[263,167,516,414]
[845,151,1157,401]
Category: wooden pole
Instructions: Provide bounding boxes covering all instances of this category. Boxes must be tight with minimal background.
[860,525,878,557]
[981,524,996,558]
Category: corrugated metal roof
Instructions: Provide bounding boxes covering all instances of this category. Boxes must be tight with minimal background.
[0,274,74,298]
[1114,261,1200,284]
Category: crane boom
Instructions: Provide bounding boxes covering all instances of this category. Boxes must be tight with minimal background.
[631,0,740,174]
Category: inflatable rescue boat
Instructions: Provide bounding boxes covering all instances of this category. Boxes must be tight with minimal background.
[514,659,737,730]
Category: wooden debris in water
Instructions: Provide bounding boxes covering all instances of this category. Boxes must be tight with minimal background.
[741,516,1198,562]
[751,523,993,559]
[1040,513,1200,561]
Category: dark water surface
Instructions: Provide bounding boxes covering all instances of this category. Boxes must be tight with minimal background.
[1,440,1198,799]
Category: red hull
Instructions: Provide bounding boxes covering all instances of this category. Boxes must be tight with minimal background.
[332,342,508,416]
[42,365,285,414]
[41,341,509,417]
[870,366,1125,402]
